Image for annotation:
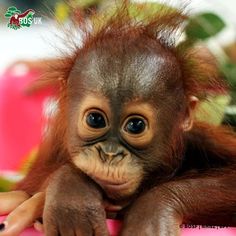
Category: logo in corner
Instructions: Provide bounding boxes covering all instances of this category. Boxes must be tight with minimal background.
[4,6,35,30]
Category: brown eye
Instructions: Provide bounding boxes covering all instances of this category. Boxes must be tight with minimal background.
[121,115,153,148]
[124,117,146,134]
[86,112,106,129]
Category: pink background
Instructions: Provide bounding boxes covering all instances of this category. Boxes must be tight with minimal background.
[0,67,52,170]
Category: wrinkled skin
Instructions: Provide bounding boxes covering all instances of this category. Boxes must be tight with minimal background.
[121,170,236,236]
[121,187,182,236]
[43,165,182,236]
[43,165,109,236]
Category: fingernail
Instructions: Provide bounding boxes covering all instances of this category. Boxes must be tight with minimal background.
[0,223,5,231]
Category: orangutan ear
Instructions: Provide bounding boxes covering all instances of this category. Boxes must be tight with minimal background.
[182,96,199,131]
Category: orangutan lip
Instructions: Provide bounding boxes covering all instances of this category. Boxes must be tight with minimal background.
[92,177,130,190]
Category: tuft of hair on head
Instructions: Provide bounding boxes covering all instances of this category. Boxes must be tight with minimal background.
[32,1,226,104]
[82,2,187,49]
[26,3,186,89]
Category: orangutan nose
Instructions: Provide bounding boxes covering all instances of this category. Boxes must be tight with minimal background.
[97,141,125,162]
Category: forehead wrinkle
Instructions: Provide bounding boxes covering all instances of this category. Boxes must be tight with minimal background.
[84,53,160,90]
[120,53,168,96]
[78,50,122,97]
[79,52,106,91]
[75,47,180,103]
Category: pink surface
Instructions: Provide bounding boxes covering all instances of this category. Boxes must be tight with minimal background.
[0,216,235,236]
[0,66,53,170]
[0,216,122,236]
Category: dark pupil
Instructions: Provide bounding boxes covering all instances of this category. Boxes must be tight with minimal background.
[86,112,106,129]
[126,118,145,134]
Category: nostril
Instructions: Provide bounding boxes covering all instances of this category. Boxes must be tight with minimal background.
[100,143,122,155]
[97,144,125,161]
[104,149,124,157]
[114,149,124,157]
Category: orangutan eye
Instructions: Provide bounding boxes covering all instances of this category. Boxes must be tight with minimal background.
[125,117,146,134]
[86,112,106,129]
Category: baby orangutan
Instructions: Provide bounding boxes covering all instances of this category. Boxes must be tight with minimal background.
[0,6,236,236]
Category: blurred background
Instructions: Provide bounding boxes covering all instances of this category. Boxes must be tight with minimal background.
[0,0,236,73]
[0,0,236,190]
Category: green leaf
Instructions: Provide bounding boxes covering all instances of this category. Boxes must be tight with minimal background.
[4,12,12,18]
[8,6,17,12]
[27,12,35,17]
[186,12,226,40]
[5,8,21,17]
[0,177,13,192]
[196,95,230,125]
[75,0,102,8]
[6,10,14,14]
[91,2,176,31]
[128,2,176,21]
[220,62,236,88]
